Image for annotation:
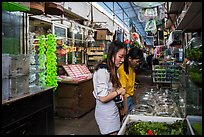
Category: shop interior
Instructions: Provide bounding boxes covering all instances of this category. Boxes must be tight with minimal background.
[2,2,202,135]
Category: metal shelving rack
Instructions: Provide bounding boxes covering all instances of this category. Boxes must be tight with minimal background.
[152,63,181,89]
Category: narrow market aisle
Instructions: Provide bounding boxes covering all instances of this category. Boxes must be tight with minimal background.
[54,109,100,135]
[134,70,153,103]
[54,70,153,135]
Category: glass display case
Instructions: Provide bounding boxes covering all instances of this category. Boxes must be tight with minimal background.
[179,71,202,116]
[131,86,184,118]
[182,32,202,116]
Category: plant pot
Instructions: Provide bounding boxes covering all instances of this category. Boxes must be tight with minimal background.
[45,2,64,15]
[29,2,45,15]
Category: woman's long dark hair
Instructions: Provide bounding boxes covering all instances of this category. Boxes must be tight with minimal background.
[124,47,143,74]
[95,41,126,89]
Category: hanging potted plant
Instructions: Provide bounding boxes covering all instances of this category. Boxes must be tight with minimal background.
[29,2,45,15]
[45,33,58,91]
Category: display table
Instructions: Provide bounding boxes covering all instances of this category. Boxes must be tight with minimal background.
[55,78,95,118]
[2,84,55,135]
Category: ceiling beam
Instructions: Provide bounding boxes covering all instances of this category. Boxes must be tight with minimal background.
[116,2,130,20]
[102,2,128,28]
[129,2,150,43]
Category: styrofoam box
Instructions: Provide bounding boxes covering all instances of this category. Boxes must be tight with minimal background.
[2,76,29,100]
[118,115,184,135]
[2,54,10,78]
[186,115,202,135]
[2,54,30,78]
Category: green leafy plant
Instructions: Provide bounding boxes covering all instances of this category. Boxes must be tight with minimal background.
[133,41,141,48]
[186,48,202,61]
[125,120,187,135]
[189,67,202,87]
[38,35,46,86]
[45,34,58,91]
[37,34,58,90]
[191,122,202,135]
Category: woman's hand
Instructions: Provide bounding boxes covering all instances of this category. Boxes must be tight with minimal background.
[99,88,125,103]
[119,94,124,101]
[117,88,126,96]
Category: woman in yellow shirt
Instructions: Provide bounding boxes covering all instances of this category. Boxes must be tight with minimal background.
[117,47,143,114]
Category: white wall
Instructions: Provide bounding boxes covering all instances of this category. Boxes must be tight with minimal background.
[29,2,130,39]
[63,2,130,36]
[63,2,90,21]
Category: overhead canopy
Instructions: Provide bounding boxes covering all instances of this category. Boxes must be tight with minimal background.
[133,2,165,8]
[2,2,30,12]
[96,2,167,46]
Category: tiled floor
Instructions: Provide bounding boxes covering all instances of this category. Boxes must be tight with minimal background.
[54,109,100,135]
[54,70,153,135]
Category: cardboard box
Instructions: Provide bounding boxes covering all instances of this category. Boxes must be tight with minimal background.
[96,28,112,40]
[118,115,186,135]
